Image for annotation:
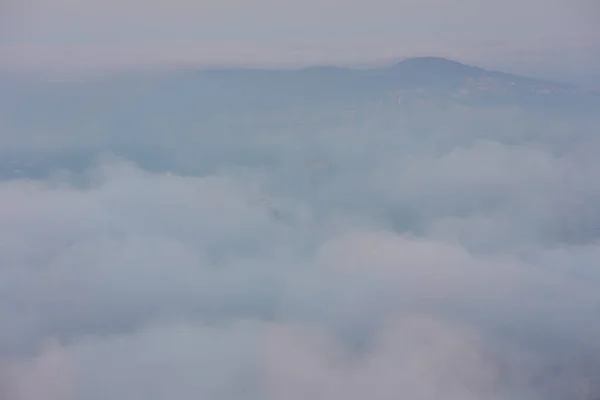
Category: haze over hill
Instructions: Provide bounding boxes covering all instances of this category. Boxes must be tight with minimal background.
[0,55,599,179]
[2,56,598,117]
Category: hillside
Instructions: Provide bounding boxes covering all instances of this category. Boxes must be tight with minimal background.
[1,56,599,125]
[0,56,598,181]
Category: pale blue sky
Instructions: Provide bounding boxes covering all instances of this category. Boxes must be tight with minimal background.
[1,0,599,81]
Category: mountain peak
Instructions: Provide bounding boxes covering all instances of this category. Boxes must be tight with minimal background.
[394,56,483,74]
[398,56,469,65]
[381,56,485,90]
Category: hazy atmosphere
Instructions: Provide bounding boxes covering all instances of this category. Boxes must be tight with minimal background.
[2,0,599,83]
[1,2,600,400]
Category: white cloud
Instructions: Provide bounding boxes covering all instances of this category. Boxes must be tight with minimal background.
[0,340,74,400]
[1,73,600,399]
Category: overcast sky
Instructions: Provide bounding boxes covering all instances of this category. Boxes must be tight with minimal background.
[1,0,599,81]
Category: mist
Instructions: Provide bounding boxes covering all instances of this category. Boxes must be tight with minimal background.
[1,61,600,400]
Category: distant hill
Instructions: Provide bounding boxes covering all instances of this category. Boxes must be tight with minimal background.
[362,56,595,109]
[0,56,598,180]
[388,57,573,91]
[1,56,599,120]
[163,56,599,111]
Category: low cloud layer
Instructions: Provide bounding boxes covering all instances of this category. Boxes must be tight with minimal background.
[1,89,600,400]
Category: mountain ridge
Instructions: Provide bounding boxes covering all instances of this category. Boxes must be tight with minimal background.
[0,56,589,91]
[392,56,574,87]
[1,56,598,116]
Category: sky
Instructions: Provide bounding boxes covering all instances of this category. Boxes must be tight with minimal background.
[1,0,599,82]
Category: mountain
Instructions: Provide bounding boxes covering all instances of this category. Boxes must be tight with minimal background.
[387,56,571,90]
[1,56,599,122]
[366,56,596,110]
[0,56,598,180]
[142,56,600,111]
